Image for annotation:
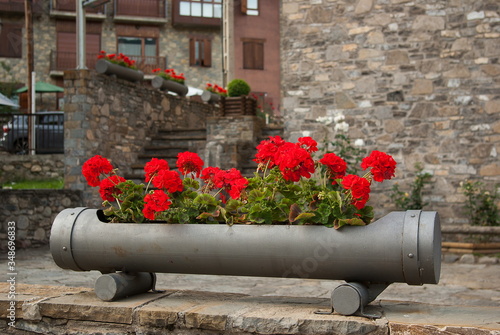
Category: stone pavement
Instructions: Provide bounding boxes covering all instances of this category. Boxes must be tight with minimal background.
[0,246,499,334]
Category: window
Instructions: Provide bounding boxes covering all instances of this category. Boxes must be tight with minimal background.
[242,0,258,16]
[243,39,264,70]
[0,22,23,58]
[190,37,211,67]
[180,0,222,18]
[118,37,157,59]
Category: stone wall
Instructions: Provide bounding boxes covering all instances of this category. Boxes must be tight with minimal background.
[63,70,218,206]
[0,189,82,249]
[281,0,500,224]
[0,154,64,185]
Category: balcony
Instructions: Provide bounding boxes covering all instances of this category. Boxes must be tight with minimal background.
[49,50,166,76]
[172,0,221,27]
[50,0,106,19]
[113,0,167,24]
[0,0,43,15]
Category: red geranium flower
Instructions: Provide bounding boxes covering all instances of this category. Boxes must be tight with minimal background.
[98,175,126,202]
[82,155,114,187]
[297,137,318,153]
[144,158,169,183]
[254,136,286,169]
[143,190,171,220]
[274,142,315,182]
[341,174,371,209]
[319,153,347,183]
[177,152,204,177]
[361,150,397,182]
[214,168,249,199]
[152,169,184,193]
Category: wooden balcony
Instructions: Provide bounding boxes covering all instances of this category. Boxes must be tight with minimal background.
[114,0,167,24]
[0,0,43,14]
[172,0,221,27]
[50,50,166,75]
[50,0,106,17]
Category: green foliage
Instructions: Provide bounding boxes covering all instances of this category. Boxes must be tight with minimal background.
[1,178,64,189]
[227,79,251,97]
[461,180,499,226]
[389,163,433,210]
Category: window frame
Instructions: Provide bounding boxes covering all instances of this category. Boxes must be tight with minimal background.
[189,36,212,67]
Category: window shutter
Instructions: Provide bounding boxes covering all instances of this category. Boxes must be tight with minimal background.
[255,42,264,70]
[241,0,248,14]
[203,39,212,67]
[189,38,196,65]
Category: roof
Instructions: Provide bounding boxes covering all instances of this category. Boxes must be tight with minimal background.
[15,81,64,93]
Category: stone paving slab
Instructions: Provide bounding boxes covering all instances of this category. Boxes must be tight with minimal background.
[1,283,499,335]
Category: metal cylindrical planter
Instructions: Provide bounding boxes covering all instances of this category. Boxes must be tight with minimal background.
[201,90,221,103]
[151,76,188,97]
[95,59,144,82]
[50,208,441,286]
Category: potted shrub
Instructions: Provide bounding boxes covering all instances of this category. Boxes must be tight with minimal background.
[151,68,188,97]
[221,79,256,115]
[95,51,144,82]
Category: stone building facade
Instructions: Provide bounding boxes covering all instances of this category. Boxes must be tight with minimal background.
[280,0,500,223]
[0,0,223,106]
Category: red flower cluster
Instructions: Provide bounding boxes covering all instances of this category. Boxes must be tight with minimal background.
[99,175,126,202]
[319,153,347,183]
[275,142,316,182]
[177,152,204,178]
[98,51,136,69]
[143,158,184,193]
[153,68,186,84]
[206,83,228,96]
[144,158,169,183]
[254,136,316,182]
[82,155,114,187]
[361,150,397,182]
[201,167,248,201]
[143,190,171,220]
[341,174,371,209]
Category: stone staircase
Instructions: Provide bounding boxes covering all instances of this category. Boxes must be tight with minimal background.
[126,124,284,181]
[126,128,207,182]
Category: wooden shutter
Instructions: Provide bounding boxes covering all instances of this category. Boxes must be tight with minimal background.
[0,23,23,58]
[203,39,212,67]
[189,38,196,65]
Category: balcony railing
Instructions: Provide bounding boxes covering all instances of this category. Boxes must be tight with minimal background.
[51,0,106,14]
[50,51,98,72]
[0,0,43,14]
[115,0,166,18]
[50,50,166,75]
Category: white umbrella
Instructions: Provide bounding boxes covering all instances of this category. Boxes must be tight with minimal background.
[0,92,19,108]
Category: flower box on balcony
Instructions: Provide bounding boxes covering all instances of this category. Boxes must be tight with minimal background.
[95,59,144,82]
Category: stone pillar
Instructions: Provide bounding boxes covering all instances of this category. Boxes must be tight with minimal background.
[206,116,263,170]
[63,70,99,206]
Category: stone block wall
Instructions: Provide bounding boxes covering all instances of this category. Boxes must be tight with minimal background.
[0,154,64,185]
[63,70,218,206]
[0,189,82,249]
[281,0,500,224]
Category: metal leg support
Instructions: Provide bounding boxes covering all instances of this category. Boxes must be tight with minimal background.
[315,282,389,318]
[94,272,160,301]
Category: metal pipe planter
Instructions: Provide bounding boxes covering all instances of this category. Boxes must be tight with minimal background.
[151,76,188,97]
[50,208,441,318]
[95,59,144,82]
